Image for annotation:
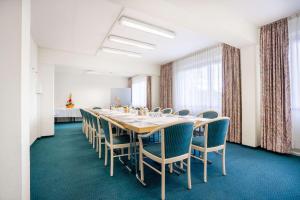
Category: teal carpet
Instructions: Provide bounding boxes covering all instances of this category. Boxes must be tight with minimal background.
[31,123,300,200]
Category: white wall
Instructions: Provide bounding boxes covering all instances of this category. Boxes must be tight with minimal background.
[55,71,161,110]
[240,44,260,147]
[30,38,40,144]
[55,71,128,108]
[0,0,31,199]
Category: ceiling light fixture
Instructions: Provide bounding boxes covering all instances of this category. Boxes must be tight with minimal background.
[108,35,155,50]
[85,70,98,75]
[119,16,176,39]
[100,47,142,58]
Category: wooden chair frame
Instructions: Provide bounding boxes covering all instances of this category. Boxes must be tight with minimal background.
[88,112,105,158]
[138,121,193,200]
[191,117,230,182]
[99,115,135,176]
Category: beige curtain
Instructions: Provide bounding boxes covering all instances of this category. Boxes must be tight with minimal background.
[160,63,173,108]
[147,76,152,110]
[222,43,242,143]
[260,18,291,153]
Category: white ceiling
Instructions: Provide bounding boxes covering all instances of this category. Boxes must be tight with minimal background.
[32,0,300,65]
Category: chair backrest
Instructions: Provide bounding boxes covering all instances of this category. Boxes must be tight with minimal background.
[90,113,100,132]
[175,109,190,116]
[203,117,230,148]
[161,108,173,114]
[79,108,84,118]
[85,111,92,124]
[198,110,219,119]
[159,122,194,158]
[99,115,126,144]
[99,116,111,143]
[152,107,161,112]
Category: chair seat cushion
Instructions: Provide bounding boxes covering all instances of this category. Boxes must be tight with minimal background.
[192,136,205,147]
[144,143,161,157]
[113,135,131,145]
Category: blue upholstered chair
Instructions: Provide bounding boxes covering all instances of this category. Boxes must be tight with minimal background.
[100,115,133,176]
[197,110,219,119]
[138,121,194,200]
[152,107,161,112]
[175,109,190,116]
[81,109,89,137]
[161,108,173,114]
[79,109,86,134]
[82,110,92,142]
[90,113,105,158]
[87,111,95,144]
[195,110,219,136]
[192,117,230,182]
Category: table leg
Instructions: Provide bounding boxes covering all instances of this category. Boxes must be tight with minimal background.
[132,131,146,186]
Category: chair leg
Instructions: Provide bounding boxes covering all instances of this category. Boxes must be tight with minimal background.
[128,147,130,160]
[92,131,95,149]
[222,148,226,175]
[187,157,192,189]
[203,151,207,183]
[104,144,108,166]
[89,128,91,143]
[110,148,114,176]
[180,160,184,169]
[140,152,144,181]
[98,137,102,159]
[161,163,166,200]
[169,163,173,173]
[95,136,98,152]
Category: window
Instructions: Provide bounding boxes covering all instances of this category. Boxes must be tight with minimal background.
[288,16,300,150]
[132,76,147,107]
[173,46,222,115]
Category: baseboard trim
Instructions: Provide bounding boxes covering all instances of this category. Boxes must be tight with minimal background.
[291,149,300,156]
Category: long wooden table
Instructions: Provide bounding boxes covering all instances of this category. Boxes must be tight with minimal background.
[93,109,207,133]
[92,108,209,185]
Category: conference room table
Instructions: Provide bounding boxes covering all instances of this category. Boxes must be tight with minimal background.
[93,108,210,185]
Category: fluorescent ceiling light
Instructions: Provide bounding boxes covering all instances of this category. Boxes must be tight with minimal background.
[85,70,98,75]
[119,16,176,39]
[108,35,155,50]
[100,47,141,58]
[85,70,114,76]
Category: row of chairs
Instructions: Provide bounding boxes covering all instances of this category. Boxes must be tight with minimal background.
[152,107,219,119]
[80,109,133,176]
[80,108,230,200]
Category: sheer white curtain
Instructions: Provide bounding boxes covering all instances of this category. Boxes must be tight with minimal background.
[288,15,300,150]
[173,45,222,115]
[132,76,147,107]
